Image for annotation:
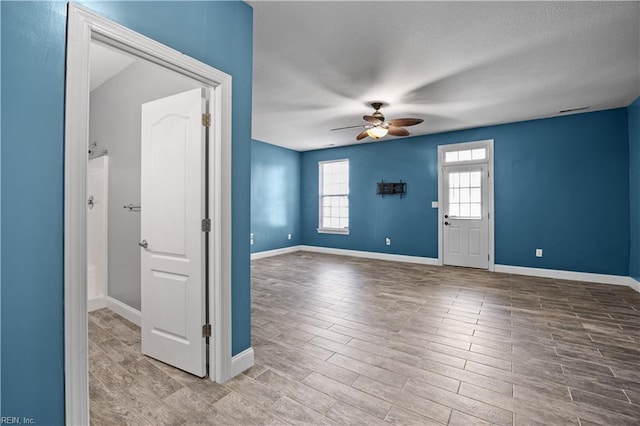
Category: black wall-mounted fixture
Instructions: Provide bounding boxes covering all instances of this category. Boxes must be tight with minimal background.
[377,180,406,198]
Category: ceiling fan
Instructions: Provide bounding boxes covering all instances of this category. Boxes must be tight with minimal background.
[331,102,424,141]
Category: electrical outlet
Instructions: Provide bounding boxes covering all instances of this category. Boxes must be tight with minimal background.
[287,233,292,240]
[250,233,254,245]
[536,248,543,257]
[386,238,391,246]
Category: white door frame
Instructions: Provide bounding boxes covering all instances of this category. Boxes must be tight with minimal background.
[64,4,233,425]
[437,139,495,271]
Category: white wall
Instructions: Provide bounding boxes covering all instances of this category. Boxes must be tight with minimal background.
[89,59,201,310]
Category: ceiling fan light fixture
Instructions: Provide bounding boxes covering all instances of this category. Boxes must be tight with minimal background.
[331,102,422,141]
[367,126,388,139]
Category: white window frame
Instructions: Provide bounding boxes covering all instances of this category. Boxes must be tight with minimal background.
[317,159,350,235]
[437,139,494,271]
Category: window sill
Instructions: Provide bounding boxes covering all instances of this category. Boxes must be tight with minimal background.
[317,228,350,235]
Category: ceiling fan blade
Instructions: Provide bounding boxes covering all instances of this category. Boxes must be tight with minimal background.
[330,124,366,131]
[356,129,369,140]
[363,115,383,125]
[387,126,410,137]
[389,118,423,127]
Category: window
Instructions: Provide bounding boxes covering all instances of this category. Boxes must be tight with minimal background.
[444,148,486,163]
[318,159,349,234]
[448,170,482,218]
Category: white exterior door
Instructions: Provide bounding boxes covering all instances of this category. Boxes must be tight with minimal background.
[443,163,489,269]
[140,88,207,377]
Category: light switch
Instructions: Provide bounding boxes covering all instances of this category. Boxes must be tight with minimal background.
[432,201,439,208]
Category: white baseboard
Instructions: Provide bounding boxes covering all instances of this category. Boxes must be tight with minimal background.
[88,296,107,312]
[230,347,254,377]
[250,244,638,292]
[251,245,302,260]
[106,296,141,326]
[628,277,640,293]
[494,264,631,287]
[299,245,439,265]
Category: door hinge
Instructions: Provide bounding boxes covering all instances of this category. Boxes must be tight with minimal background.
[202,113,211,127]
[488,254,490,261]
[202,218,211,232]
[202,323,212,338]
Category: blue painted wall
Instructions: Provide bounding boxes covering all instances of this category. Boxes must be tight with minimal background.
[629,97,640,281]
[301,109,630,276]
[251,140,301,253]
[2,2,67,422]
[1,1,252,423]
[301,138,440,258]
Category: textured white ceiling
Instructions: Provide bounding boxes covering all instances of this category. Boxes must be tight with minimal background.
[90,42,136,92]
[251,1,640,151]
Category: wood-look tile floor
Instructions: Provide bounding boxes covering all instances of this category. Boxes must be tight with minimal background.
[90,252,640,425]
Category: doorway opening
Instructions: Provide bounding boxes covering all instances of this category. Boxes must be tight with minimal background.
[65,4,233,424]
[437,140,495,271]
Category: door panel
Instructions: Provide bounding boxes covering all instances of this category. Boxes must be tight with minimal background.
[448,226,461,254]
[443,163,489,269]
[149,271,189,341]
[141,88,207,377]
[468,228,482,255]
[149,115,188,255]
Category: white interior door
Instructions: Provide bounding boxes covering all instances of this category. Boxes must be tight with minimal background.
[443,163,489,269]
[141,88,207,377]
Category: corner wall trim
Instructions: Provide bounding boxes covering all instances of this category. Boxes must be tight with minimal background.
[494,264,631,287]
[628,277,640,293]
[88,296,107,312]
[299,245,439,265]
[106,296,142,326]
[251,245,302,260]
[230,347,254,377]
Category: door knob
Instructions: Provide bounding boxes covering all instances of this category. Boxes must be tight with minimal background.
[444,222,450,226]
[138,239,148,249]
